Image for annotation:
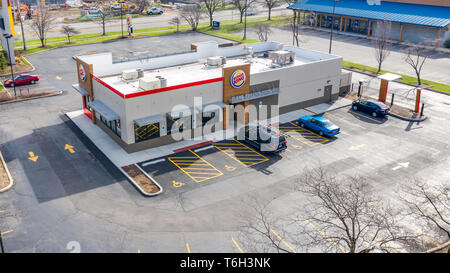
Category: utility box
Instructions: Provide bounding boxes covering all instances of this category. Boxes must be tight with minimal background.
[268,50,296,65]
[139,77,161,90]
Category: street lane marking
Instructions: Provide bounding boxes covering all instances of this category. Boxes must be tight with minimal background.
[28,152,38,162]
[349,144,366,151]
[56,76,62,80]
[64,144,75,154]
[168,150,223,183]
[213,139,269,167]
[270,229,296,253]
[305,220,346,253]
[186,243,191,253]
[0,230,13,236]
[172,181,185,188]
[392,162,409,170]
[141,158,165,167]
[232,237,244,253]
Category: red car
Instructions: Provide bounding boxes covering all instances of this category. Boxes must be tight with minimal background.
[4,74,39,87]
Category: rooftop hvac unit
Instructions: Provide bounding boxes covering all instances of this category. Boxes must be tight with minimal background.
[207,56,223,66]
[156,76,167,88]
[139,77,161,90]
[122,69,138,80]
[268,50,296,66]
[136,69,144,79]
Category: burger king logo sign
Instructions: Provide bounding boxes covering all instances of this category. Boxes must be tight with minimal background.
[230,70,246,88]
[79,64,86,82]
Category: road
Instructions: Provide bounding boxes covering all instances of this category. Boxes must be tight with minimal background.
[235,26,450,86]
[1,32,450,252]
[13,5,291,41]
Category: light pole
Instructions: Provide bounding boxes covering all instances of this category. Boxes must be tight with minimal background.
[328,0,339,54]
[3,34,16,97]
[243,0,248,40]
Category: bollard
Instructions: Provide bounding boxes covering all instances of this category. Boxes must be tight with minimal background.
[390,93,395,107]
[20,89,22,96]
[420,103,424,117]
[27,88,30,95]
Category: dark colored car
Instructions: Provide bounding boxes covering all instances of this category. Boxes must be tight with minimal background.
[4,74,40,87]
[352,99,390,117]
[239,125,287,153]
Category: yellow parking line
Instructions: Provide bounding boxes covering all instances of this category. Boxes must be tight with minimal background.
[305,220,346,253]
[213,140,269,168]
[232,237,244,253]
[0,230,13,236]
[349,110,383,124]
[169,150,223,183]
[186,243,191,253]
[270,229,296,253]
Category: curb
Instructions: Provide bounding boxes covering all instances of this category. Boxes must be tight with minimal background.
[63,113,164,197]
[0,151,14,193]
[0,90,63,105]
[387,112,427,122]
[307,101,353,116]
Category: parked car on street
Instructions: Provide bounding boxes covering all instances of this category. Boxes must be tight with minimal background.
[4,74,40,87]
[239,125,287,153]
[297,116,341,137]
[245,8,258,16]
[146,7,164,15]
[110,3,122,10]
[88,7,102,14]
[352,99,390,117]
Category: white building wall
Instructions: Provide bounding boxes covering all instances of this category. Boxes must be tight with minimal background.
[122,81,223,144]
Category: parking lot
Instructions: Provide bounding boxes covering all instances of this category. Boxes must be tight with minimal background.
[0,32,449,253]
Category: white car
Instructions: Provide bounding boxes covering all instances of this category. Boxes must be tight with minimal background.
[245,9,258,16]
[110,3,122,10]
[147,7,164,15]
[88,7,102,14]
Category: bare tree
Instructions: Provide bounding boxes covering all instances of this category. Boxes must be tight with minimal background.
[62,26,80,44]
[233,0,256,24]
[30,7,54,47]
[179,6,203,31]
[372,21,392,74]
[255,24,271,42]
[96,10,112,36]
[404,45,431,85]
[239,168,416,253]
[202,0,220,26]
[134,0,150,14]
[289,12,303,46]
[264,0,281,21]
[399,180,449,253]
[169,16,182,32]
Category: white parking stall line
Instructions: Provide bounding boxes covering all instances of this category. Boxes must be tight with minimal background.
[193,145,214,153]
[141,158,166,167]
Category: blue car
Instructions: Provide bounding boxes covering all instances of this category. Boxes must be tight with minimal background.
[297,116,340,137]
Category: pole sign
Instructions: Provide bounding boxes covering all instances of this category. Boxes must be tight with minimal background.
[230,70,246,88]
[212,21,220,29]
[126,14,133,34]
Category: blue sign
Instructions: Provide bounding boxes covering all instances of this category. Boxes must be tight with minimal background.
[328,16,332,21]
[212,21,220,29]
[354,20,359,26]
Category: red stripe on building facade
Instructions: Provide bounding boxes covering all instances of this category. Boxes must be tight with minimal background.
[91,74,125,98]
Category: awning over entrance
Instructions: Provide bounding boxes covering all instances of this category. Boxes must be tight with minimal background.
[87,100,120,121]
[134,114,165,127]
[287,0,450,28]
[199,102,227,112]
[72,84,89,96]
[229,88,280,104]
[168,106,199,119]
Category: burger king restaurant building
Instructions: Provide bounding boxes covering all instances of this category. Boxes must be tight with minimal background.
[73,41,350,153]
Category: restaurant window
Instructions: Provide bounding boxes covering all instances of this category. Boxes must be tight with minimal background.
[99,115,121,137]
[202,111,216,127]
[83,96,92,111]
[166,114,191,135]
[135,122,160,142]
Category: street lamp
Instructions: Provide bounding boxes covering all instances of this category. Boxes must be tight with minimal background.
[3,34,16,97]
[243,0,248,40]
[328,0,339,54]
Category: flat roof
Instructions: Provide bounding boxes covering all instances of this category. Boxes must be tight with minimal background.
[288,0,450,28]
[100,56,309,96]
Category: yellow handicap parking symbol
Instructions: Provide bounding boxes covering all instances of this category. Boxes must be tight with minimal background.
[172,181,185,188]
[225,165,236,171]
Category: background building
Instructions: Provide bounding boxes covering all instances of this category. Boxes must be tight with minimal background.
[73,41,351,153]
[288,0,450,48]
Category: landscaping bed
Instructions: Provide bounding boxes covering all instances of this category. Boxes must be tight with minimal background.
[0,152,12,192]
[122,164,162,195]
[0,90,62,103]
